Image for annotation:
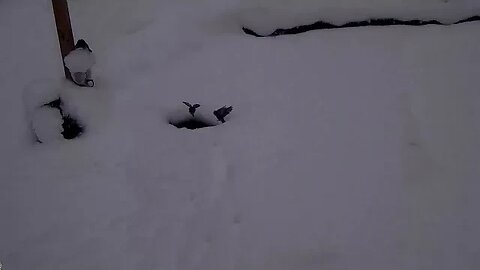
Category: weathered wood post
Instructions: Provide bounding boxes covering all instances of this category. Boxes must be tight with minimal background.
[51,0,75,79]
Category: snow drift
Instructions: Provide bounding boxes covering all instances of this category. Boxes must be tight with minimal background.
[0,1,479,270]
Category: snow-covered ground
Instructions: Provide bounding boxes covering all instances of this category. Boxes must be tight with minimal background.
[1,0,480,269]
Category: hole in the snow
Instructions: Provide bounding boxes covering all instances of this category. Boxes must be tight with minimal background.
[168,103,233,130]
[32,97,84,143]
[169,117,217,130]
[62,115,83,139]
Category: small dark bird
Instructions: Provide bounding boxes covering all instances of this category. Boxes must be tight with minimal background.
[183,102,200,117]
[214,106,233,123]
[43,97,65,116]
[75,39,92,52]
[43,97,63,111]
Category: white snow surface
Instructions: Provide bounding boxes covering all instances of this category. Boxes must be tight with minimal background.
[1,0,480,270]
[31,106,64,143]
[64,49,95,73]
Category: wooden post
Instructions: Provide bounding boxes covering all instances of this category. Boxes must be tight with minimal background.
[51,0,75,79]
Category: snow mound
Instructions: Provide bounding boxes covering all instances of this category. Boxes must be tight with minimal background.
[238,0,480,35]
[64,49,96,73]
[31,106,63,143]
[22,79,61,115]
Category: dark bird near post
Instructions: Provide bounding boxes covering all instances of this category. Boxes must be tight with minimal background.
[183,102,201,117]
[75,39,92,52]
[214,106,233,123]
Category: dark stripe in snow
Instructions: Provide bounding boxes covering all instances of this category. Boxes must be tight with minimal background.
[242,15,480,37]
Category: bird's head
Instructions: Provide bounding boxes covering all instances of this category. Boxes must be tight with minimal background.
[75,39,92,52]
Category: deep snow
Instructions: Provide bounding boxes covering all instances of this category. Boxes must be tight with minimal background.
[1,0,480,270]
